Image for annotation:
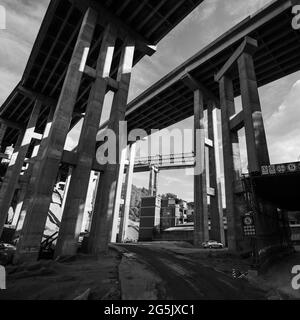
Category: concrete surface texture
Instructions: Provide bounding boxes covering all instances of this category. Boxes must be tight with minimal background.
[1,242,299,300]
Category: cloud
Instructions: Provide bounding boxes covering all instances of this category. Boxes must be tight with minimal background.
[224,0,272,19]
[1,0,299,204]
[0,0,49,104]
[265,80,300,163]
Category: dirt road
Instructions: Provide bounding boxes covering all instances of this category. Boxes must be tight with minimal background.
[121,244,265,300]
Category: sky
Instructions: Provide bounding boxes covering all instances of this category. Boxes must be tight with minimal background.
[1,0,300,202]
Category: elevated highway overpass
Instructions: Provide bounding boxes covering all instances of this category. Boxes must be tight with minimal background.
[0,0,297,264]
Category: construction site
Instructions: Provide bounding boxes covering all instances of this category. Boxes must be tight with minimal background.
[0,0,300,300]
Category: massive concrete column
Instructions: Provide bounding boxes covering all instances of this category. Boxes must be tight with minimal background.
[14,108,54,237]
[11,141,40,228]
[237,52,270,172]
[118,143,136,243]
[14,8,98,262]
[207,101,225,243]
[148,166,154,196]
[219,76,246,251]
[194,89,209,246]
[153,168,158,197]
[0,124,7,148]
[55,24,116,257]
[238,47,273,255]
[0,100,41,237]
[88,38,135,254]
[149,166,159,196]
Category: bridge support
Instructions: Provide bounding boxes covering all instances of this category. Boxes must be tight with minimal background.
[11,141,40,228]
[0,124,7,150]
[54,24,116,258]
[194,89,209,246]
[149,165,158,196]
[14,108,54,238]
[218,76,246,251]
[207,101,225,244]
[0,99,42,237]
[14,8,98,263]
[87,39,135,254]
[216,36,273,253]
[118,143,136,243]
[182,73,224,246]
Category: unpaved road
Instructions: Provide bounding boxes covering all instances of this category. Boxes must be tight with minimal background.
[121,244,266,300]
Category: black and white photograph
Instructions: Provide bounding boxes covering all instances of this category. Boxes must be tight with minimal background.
[0,0,299,308]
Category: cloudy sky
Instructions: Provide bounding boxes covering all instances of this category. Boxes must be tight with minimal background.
[1,0,300,202]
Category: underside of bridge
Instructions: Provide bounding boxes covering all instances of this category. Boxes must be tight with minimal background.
[0,0,297,266]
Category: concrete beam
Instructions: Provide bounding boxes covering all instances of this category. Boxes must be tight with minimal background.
[70,0,156,56]
[214,37,258,82]
[106,77,119,92]
[18,85,57,107]
[61,150,105,172]
[0,118,24,131]
[230,111,244,131]
[0,153,9,160]
[181,72,220,107]
[61,150,78,167]
[83,64,119,92]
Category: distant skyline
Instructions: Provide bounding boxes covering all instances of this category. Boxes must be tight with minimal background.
[1,0,300,201]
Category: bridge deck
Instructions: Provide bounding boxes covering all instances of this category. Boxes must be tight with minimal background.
[0,0,203,147]
[124,0,300,133]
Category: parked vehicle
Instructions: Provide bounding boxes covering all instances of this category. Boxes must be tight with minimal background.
[202,240,224,249]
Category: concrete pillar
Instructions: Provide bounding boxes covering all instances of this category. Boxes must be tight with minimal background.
[110,146,127,243]
[11,141,40,228]
[14,7,98,263]
[153,168,158,197]
[149,166,154,196]
[0,100,41,237]
[55,24,116,257]
[118,143,136,243]
[88,38,135,254]
[219,76,246,252]
[194,89,209,246]
[237,52,270,172]
[60,167,72,214]
[0,124,7,148]
[207,101,225,243]
[14,108,54,236]
[148,166,158,196]
[88,171,105,252]
[238,50,274,255]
